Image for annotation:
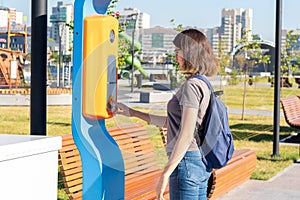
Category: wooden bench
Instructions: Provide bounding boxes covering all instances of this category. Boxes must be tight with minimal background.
[58,123,169,200]
[280,96,300,129]
[280,96,300,155]
[160,128,257,200]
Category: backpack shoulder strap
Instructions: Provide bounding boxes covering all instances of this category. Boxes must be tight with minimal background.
[192,75,214,94]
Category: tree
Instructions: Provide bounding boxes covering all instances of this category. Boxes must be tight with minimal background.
[64,0,130,75]
[106,0,143,78]
[260,53,271,72]
[217,39,231,76]
[217,39,231,90]
[282,30,299,75]
[169,19,183,32]
[235,30,271,120]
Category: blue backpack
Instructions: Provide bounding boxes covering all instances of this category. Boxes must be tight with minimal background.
[194,75,234,169]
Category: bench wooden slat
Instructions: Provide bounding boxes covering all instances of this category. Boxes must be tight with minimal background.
[62,172,82,182]
[60,144,80,152]
[125,162,160,175]
[59,161,82,171]
[66,184,82,195]
[125,172,167,199]
[70,191,82,200]
[125,169,162,183]
[122,148,155,158]
[117,141,154,152]
[59,150,80,160]
[60,166,82,177]
[64,178,82,190]
[125,156,158,169]
[59,155,81,165]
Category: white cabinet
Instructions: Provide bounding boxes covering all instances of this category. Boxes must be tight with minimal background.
[0,134,62,200]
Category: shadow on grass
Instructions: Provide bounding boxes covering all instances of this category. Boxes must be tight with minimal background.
[58,171,70,200]
[257,156,293,162]
[58,171,65,189]
[47,121,71,127]
[257,155,299,163]
[231,123,299,142]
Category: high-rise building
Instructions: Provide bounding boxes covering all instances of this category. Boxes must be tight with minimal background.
[220,8,253,54]
[141,26,178,63]
[119,8,150,41]
[50,1,73,56]
[200,27,221,56]
[8,8,23,25]
[0,6,9,27]
[0,7,24,27]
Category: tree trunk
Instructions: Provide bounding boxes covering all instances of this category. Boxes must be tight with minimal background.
[241,70,247,120]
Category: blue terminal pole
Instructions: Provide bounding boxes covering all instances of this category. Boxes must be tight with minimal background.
[273,0,282,157]
[30,0,47,135]
[72,1,124,199]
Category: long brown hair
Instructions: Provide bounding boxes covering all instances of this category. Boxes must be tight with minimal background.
[173,29,219,77]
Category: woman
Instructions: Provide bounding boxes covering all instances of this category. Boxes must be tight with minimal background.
[155,29,219,200]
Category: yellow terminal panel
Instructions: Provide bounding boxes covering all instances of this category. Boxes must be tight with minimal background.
[82,15,118,119]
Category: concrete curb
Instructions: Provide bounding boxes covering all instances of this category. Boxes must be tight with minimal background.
[0,94,72,106]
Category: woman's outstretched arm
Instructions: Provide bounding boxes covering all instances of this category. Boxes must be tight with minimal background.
[117,102,167,128]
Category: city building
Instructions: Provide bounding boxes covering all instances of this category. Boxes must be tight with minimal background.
[0,6,9,27]
[119,8,150,41]
[50,1,73,56]
[8,8,24,25]
[200,27,221,56]
[0,34,26,51]
[0,6,23,27]
[0,6,27,52]
[219,8,253,54]
[141,26,178,63]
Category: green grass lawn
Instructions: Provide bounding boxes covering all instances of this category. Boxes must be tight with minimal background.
[0,83,300,199]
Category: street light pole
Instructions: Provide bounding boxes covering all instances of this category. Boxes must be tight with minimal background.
[131,28,135,92]
[273,0,282,157]
[58,24,66,88]
[50,6,66,88]
[31,0,47,135]
[130,14,138,93]
[58,24,62,87]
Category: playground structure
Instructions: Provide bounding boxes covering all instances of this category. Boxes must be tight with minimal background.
[0,48,26,88]
[0,16,29,89]
[119,32,149,79]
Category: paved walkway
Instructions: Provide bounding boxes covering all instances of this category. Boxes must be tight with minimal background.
[217,161,300,200]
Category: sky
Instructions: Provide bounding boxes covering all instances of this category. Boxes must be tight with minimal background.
[3,0,300,42]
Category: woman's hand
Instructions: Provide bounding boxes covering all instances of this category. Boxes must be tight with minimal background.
[155,106,198,199]
[117,102,132,117]
[156,173,168,200]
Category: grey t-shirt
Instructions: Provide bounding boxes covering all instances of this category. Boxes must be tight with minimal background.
[166,77,210,153]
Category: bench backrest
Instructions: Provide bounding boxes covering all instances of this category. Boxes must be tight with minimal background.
[108,123,161,178]
[58,123,160,199]
[280,96,300,129]
[59,135,82,199]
